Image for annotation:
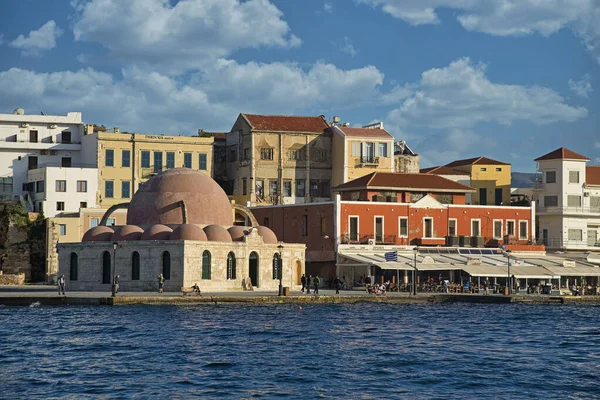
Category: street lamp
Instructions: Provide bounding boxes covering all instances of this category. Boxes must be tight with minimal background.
[412,246,419,296]
[277,243,284,296]
[112,242,118,297]
[506,249,511,296]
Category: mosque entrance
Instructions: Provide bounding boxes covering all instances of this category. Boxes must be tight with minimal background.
[102,251,111,284]
[249,252,259,288]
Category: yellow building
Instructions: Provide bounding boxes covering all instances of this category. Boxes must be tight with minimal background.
[331,123,395,189]
[445,156,511,205]
[81,128,214,207]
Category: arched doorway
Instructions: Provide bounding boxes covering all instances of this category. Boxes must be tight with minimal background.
[70,253,78,281]
[162,251,171,280]
[102,251,111,284]
[249,252,259,288]
[295,260,302,285]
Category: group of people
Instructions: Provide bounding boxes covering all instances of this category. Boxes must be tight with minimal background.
[300,274,321,294]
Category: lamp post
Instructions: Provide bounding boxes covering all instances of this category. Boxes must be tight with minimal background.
[277,243,283,296]
[413,246,419,296]
[112,242,118,297]
[506,249,511,296]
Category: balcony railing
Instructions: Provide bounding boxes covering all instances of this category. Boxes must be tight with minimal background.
[341,234,398,245]
[542,237,600,249]
[356,156,379,167]
[537,206,600,215]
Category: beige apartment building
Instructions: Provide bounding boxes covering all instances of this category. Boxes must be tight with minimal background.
[226,114,333,206]
[331,123,395,189]
[81,128,214,207]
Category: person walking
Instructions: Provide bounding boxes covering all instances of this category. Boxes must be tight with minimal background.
[114,274,120,294]
[333,276,342,294]
[300,274,306,293]
[483,278,490,296]
[57,274,66,295]
[306,275,312,294]
[157,274,165,294]
[313,274,320,295]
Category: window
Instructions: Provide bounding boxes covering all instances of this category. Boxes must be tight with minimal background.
[591,196,600,211]
[166,152,175,169]
[320,181,331,198]
[154,152,162,173]
[229,149,237,162]
[568,229,582,241]
[289,150,302,161]
[62,132,71,144]
[302,215,308,236]
[91,218,99,228]
[105,149,114,167]
[122,181,131,199]
[296,179,305,197]
[198,153,207,171]
[495,167,502,172]
[437,194,453,204]
[569,171,580,184]
[56,202,65,211]
[351,142,361,156]
[410,193,424,203]
[260,148,274,160]
[349,216,359,241]
[102,252,111,284]
[546,171,556,183]
[202,251,211,280]
[105,181,114,198]
[70,253,78,281]
[314,150,328,162]
[272,253,280,280]
[61,157,71,167]
[38,202,43,213]
[107,218,116,226]
[131,252,140,280]
[55,180,67,192]
[493,220,503,239]
[242,178,247,196]
[263,217,269,227]
[121,150,130,167]
[243,148,250,160]
[448,219,457,236]
[567,195,581,207]
[399,217,408,237]
[59,224,67,235]
[162,251,171,280]
[519,221,528,240]
[255,180,264,199]
[141,151,150,168]
[29,130,38,143]
[36,181,44,193]
[506,220,515,236]
[269,180,278,197]
[310,180,318,197]
[321,218,327,236]
[28,156,38,170]
[184,152,192,168]
[377,143,388,157]
[76,180,87,192]
[80,202,87,209]
[471,219,481,237]
[544,196,558,207]
[283,180,292,197]
[350,191,360,201]
[423,218,433,238]
[480,167,487,172]
[227,252,236,280]
[364,142,374,161]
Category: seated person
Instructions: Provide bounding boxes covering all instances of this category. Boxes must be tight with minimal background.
[192,283,201,294]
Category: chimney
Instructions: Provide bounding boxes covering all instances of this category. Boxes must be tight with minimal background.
[114,127,120,134]
[85,124,94,135]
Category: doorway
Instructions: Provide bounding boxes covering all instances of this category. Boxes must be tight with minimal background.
[479,188,487,205]
[249,252,259,288]
[295,260,302,285]
[102,251,111,284]
[495,188,502,205]
[375,217,383,242]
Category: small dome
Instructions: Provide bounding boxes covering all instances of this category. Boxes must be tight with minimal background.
[140,224,173,241]
[204,225,232,242]
[256,226,278,244]
[82,226,115,242]
[170,224,208,241]
[111,225,144,241]
[228,226,248,241]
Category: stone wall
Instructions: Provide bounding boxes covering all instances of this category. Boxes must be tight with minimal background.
[0,272,25,285]
[394,154,420,173]
[0,202,39,281]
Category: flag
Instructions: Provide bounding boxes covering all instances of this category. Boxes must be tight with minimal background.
[384,251,398,262]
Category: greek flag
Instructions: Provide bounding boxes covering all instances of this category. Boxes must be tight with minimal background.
[384,251,398,262]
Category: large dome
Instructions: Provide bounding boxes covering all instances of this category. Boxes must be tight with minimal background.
[127,168,233,226]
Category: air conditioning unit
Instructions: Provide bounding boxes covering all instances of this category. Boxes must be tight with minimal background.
[21,123,29,128]
[367,238,376,246]
[40,150,48,155]
[49,124,57,129]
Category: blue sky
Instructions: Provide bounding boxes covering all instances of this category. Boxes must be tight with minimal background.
[0,0,598,172]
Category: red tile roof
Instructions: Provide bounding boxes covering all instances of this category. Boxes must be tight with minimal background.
[333,172,475,192]
[445,156,509,167]
[242,114,329,133]
[420,166,470,176]
[586,166,600,185]
[534,147,590,162]
[336,126,393,139]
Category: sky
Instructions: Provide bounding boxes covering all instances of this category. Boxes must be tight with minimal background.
[0,0,598,172]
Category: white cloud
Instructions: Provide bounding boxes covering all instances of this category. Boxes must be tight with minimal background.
[569,74,593,98]
[386,57,587,130]
[10,20,63,56]
[359,0,600,63]
[324,2,333,13]
[72,0,301,73]
[334,36,357,56]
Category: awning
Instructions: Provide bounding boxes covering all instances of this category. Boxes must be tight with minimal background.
[460,265,507,278]
[509,265,559,279]
[541,265,600,277]
[340,253,412,270]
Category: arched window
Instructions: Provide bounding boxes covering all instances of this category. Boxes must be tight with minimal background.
[70,252,78,281]
[162,251,171,280]
[202,250,211,280]
[131,251,140,280]
[102,251,111,284]
[272,253,280,280]
[227,252,236,280]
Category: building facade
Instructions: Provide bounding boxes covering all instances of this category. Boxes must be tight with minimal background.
[420,166,472,204]
[444,157,511,206]
[394,141,420,173]
[534,147,600,250]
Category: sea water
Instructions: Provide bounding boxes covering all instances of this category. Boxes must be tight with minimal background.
[0,303,598,399]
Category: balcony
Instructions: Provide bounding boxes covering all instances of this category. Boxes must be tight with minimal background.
[537,206,600,216]
[532,181,544,190]
[0,137,81,151]
[355,156,379,167]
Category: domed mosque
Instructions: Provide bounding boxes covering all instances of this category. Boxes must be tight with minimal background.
[59,168,306,292]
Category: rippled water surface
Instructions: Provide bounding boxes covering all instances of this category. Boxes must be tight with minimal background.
[1,303,599,399]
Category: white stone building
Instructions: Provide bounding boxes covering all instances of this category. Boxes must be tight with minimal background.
[0,109,88,208]
[534,147,600,250]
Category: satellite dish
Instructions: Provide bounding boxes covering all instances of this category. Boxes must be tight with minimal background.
[13,108,25,115]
